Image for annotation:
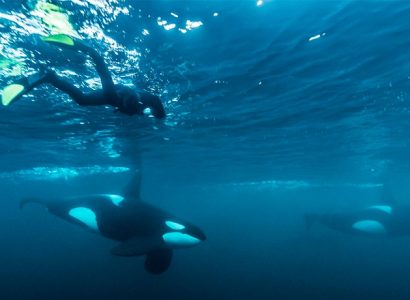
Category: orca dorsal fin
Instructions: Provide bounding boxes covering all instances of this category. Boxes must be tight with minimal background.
[122,170,142,204]
[380,183,396,205]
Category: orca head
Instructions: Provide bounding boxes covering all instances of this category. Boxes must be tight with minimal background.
[162,220,206,249]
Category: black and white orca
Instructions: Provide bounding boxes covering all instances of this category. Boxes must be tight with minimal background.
[20,171,206,274]
[305,204,410,237]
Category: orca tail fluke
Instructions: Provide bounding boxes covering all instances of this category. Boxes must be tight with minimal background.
[20,198,45,209]
[304,213,318,230]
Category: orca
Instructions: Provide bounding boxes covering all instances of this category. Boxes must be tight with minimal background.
[305,204,410,237]
[20,170,206,274]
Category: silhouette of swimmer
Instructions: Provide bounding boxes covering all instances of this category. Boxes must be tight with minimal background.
[1,34,165,119]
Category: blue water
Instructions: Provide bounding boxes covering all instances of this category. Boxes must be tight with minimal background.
[1,0,410,299]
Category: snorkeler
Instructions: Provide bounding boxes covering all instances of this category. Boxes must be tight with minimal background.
[1,34,165,119]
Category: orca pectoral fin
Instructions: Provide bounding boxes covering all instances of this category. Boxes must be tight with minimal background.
[20,198,46,209]
[145,249,173,275]
[110,236,163,257]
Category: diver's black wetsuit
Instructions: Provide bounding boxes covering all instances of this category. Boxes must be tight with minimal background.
[29,41,165,119]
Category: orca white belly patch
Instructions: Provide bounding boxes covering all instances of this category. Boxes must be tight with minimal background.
[162,232,200,248]
[69,207,99,231]
[352,220,386,235]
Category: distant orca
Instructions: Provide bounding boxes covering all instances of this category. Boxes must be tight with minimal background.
[20,170,206,274]
[305,204,410,237]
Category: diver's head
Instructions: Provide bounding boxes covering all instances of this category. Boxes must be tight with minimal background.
[140,92,166,119]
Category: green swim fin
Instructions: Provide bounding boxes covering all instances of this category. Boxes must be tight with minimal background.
[1,83,25,106]
[41,34,75,47]
[1,73,49,106]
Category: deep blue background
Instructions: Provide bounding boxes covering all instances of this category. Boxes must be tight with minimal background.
[1,0,410,299]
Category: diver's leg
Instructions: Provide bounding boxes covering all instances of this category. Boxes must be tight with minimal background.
[1,70,108,106]
[78,44,116,98]
[42,34,116,99]
[43,71,83,101]
[0,72,69,106]
[44,71,108,106]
